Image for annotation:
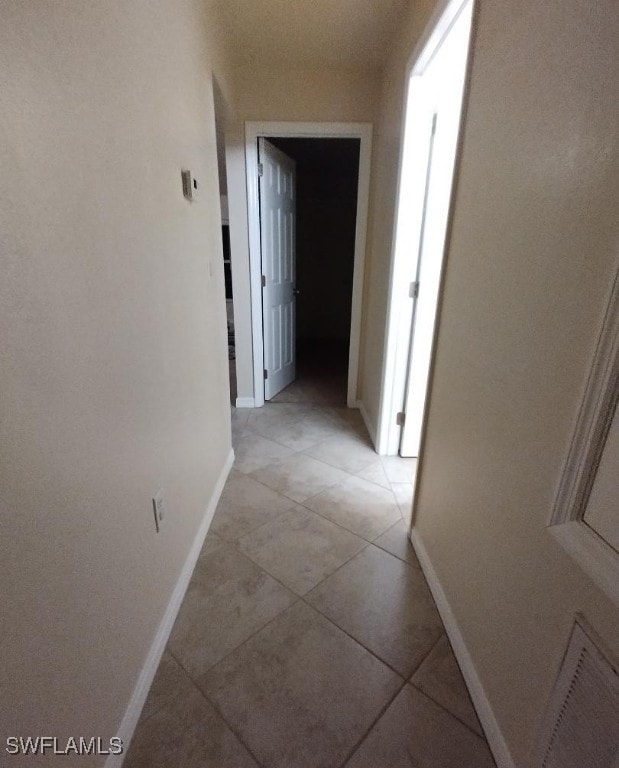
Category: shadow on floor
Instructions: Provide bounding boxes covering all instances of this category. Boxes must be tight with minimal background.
[270,339,348,406]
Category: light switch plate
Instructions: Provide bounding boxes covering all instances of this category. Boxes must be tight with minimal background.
[181,169,198,201]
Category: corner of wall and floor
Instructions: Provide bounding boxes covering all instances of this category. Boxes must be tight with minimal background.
[104,449,234,768]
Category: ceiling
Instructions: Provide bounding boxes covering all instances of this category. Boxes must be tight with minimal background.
[217,0,410,69]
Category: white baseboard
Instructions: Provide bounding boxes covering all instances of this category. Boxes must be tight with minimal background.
[356,399,378,450]
[235,396,255,408]
[105,448,235,768]
[409,528,517,768]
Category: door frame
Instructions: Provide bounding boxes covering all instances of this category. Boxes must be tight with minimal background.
[245,121,373,408]
[375,0,475,454]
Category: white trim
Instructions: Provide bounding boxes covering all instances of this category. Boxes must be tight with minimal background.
[548,265,618,607]
[356,399,377,449]
[376,0,474,456]
[347,130,372,408]
[549,522,619,608]
[375,80,413,455]
[410,528,517,768]
[405,0,472,75]
[244,121,373,408]
[235,396,256,409]
[105,448,234,768]
[550,267,618,524]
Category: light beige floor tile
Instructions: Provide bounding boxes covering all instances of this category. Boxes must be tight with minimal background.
[125,685,259,768]
[303,474,401,540]
[250,453,349,503]
[259,415,339,451]
[306,545,443,677]
[391,482,414,525]
[242,402,305,427]
[380,455,416,484]
[324,406,369,437]
[270,379,332,405]
[233,431,295,474]
[246,404,341,451]
[210,470,295,542]
[231,427,248,451]
[269,372,346,406]
[355,459,392,489]
[373,519,420,567]
[269,380,313,403]
[139,651,195,722]
[238,505,367,595]
[411,634,483,735]
[303,431,377,474]
[199,602,401,768]
[167,535,296,677]
[246,403,314,431]
[345,685,496,768]
[231,407,250,435]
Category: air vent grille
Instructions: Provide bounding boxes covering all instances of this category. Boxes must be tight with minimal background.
[537,617,618,768]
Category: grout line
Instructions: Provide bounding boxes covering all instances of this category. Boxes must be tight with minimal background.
[238,425,413,496]
[295,499,379,543]
[300,593,409,681]
[127,673,182,729]
[219,501,302,545]
[237,415,309,452]
[336,677,409,768]
[242,452,379,509]
[372,520,422,567]
[298,541,373,595]
[296,498,403,546]
[299,449,378,476]
[372,538,417,566]
[198,535,408,685]
[240,471,343,508]
[239,406,377,466]
[407,680,490,744]
[198,597,301,674]
[408,631,444,678]
[228,524,372,600]
[167,649,269,768]
[218,494,417,604]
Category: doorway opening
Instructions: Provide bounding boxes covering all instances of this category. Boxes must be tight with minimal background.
[244,122,372,411]
[377,0,474,458]
[260,137,360,406]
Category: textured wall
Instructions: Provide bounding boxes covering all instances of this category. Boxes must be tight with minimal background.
[409,1,618,764]
[0,0,233,760]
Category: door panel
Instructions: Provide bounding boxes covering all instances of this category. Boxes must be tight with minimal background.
[259,138,296,399]
[399,3,472,457]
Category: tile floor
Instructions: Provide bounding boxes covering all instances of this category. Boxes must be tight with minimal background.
[125,400,496,768]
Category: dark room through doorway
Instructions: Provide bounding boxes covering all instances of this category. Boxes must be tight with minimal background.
[265,137,360,405]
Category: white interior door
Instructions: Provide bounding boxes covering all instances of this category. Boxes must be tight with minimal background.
[399,3,472,457]
[258,138,296,400]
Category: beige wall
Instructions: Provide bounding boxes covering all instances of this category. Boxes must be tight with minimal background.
[363,0,619,765]
[0,0,233,759]
[232,64,380,124]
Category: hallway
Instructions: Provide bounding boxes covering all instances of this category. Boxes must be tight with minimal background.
[125,403,496,767]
